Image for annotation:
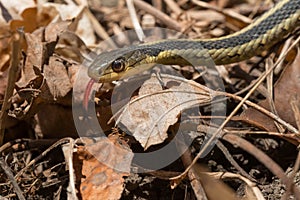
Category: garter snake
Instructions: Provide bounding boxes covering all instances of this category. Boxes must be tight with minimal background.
[88,0,300,82]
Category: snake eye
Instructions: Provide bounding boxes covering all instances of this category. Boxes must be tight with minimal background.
[111,58,125,72]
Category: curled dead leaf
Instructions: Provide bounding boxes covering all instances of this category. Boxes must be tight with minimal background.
[115,75,214,149]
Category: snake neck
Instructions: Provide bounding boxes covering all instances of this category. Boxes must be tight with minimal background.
[139,0,300,65]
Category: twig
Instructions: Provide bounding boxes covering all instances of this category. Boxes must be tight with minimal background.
[63,139,78,199]
[152,0,162,10]
[0,139,57,155]
[126,0,145,41]
[187,168,209,200]
[285,97,300,198]
[170,35,300,186]
[225,92,298,133]
[133,0,182,31]
[191,0,252,24]
[111,74,297,133]
[236,39,296,97]
[85,8,117,49]
[0,30,23,145]
[216,141,255,181]
[175,134,208,200]
[163,0,182,15]
[223,134,300,199]
[266,58,284,132]
[290,96,300,130]
[0,139,30,154]
[0,158,25,200]
[284,149,300,199]
[209,172,265,200]
[15,138,72,179]
[274,38,293,74]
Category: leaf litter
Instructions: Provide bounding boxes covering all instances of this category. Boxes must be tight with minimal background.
[0,0,299,199]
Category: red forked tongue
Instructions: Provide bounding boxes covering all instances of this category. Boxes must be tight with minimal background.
[83,79,95,111]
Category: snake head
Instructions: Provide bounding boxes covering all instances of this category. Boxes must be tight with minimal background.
[88,47,151,82]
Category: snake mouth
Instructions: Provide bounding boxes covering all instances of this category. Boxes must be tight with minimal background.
[83,78,95,111]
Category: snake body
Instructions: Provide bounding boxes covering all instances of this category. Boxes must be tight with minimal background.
[88,0,300,82]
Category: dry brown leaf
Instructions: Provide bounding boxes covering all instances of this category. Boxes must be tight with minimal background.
[0,25,13,71]
[75,10,96,46]
[45,21,71,42]
[77,135,133,200]
[43,57,72,100]
[43,3,84,21]
[239,50,300,132]
[42,3,96,45]
[116,75,213,149]
[16,21,70,90]
[55,31,91,63]
[12,20,86,136]
[10,7,38,32]
[16,31,44,89]
[4,0,96,45]
[0,0,35,20]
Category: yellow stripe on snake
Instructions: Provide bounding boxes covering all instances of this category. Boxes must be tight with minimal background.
[88,0,300,82]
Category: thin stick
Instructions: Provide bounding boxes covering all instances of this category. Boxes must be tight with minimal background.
[223,134,300,199]
[226,92,298,133]
[0,30,23,145]
[133,0,182,31]
[126,0,145,42]
[175,135,208,200]
[191,0,252,24]
[15,138,72,179]
[266,58,284,132]
[111,74,297,133]
[64,139,78,200]
[85,8,117,49]
[290,96,300,130]
[163,0,182,15]
[0,158,25,200]
[216,141,254,181]
[209,171,264,199]
[152,0,162,10]
[170,35,300,185]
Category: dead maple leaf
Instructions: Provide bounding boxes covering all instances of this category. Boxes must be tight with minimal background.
[115,75,213,149]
